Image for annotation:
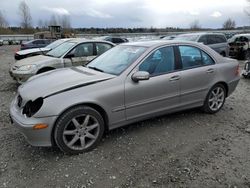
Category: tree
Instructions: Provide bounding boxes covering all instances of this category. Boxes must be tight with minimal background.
[0,10,8,28]
[59,15,71,29]
[223,18,236,29]
[18,1,32,28]
[190,20,201,30]
[49,15,58,26]
[37,19,43,29]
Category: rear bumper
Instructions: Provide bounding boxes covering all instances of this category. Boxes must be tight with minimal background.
[227,77,240,97]
[9,98,58,147]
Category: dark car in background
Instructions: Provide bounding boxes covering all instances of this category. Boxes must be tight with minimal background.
[174,33,229,57]
[20,39,53,50]
[15,39,72,60]
[161,35,178,40]
[96,36,128,44]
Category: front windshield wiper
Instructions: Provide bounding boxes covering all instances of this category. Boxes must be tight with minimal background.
[45,54,54,57]
[88,66,104,72]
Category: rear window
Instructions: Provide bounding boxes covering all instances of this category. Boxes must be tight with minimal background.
[33,40,45,44]
[207,35,226,44]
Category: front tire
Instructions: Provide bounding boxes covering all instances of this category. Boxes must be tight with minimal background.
[202,84,226,114]
[54,106,105,154]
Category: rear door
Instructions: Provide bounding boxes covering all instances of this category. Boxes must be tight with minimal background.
[125,46,181,120]
[177,45,217,107]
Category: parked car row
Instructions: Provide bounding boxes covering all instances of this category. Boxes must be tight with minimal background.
[8,37,241,154]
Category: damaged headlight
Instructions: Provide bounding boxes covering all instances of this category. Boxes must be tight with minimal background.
[22,97,43,117]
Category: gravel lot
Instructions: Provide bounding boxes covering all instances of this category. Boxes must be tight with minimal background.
[0,45,250,188]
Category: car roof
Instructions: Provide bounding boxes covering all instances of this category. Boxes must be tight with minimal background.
[177,32,225,36]
[120,40,201,48]
[66,38,115,45]
[233,33,250,37]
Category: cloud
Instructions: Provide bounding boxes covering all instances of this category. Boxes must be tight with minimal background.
[188,10,200,15]
[84,9,112,18]
[42,7,70,15]
[211,11,222,18]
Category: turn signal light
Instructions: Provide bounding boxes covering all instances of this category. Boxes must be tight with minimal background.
[33,124,48,130]
[235,64,240,76]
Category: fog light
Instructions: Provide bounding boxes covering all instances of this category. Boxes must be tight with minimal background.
[33,124,48,130]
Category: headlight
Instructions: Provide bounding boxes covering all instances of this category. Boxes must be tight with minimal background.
[17,64,37,71]
[22,98,43,117]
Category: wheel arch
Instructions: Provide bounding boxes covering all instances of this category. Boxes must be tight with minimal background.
[212,81,229,97]
[37,67,55,74]
[51,103,109,146]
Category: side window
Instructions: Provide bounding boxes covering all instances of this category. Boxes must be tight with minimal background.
[207,36,215,45]
[139,46,175,75]
[70,43,94,57]
[112,38,123,43]
[179,46,202,69]
[198,36,207,45]
[33,40,44,44]
[201,51,215,65]
[217,35,227,43]
[96,43,112,56]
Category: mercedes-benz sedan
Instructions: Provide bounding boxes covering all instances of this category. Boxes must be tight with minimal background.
[10,40,240,154]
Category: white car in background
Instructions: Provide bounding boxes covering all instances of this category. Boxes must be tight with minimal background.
[14,39,72,60]
[9,39,115,83]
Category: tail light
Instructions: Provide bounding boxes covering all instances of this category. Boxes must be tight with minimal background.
[235,64,240,76]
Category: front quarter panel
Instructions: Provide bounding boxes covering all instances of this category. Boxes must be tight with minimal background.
[34,77,126,129]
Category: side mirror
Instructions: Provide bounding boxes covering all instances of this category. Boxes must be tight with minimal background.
[131,71,150,82]
[65,53,74,59]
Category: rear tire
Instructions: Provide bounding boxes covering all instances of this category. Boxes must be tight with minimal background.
[54,106,105,154]
[202,84,226,114]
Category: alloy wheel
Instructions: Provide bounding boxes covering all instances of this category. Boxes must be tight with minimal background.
[62,114,100,150]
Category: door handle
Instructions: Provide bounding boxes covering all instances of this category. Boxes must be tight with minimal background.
[206,68,214,73]
[169,75,181,81]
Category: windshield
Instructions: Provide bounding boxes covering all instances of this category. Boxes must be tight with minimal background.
[46,42,76,58]
[174,35,199,41]
[45,40,67,50]
[87,45,146,75]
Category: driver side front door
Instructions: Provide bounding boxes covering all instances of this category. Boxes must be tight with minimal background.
[125,46,181,121]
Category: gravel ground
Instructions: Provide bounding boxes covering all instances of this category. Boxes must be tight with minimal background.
[0,45,250,188]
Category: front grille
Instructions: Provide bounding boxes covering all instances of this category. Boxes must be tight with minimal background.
[17,95,23,108]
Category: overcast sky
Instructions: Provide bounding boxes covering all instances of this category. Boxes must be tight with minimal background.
[0,0,250,28]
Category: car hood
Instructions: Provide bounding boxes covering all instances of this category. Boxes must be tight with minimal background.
[16,48,50,56]
[18,66,116,100]
[13,55,58,67]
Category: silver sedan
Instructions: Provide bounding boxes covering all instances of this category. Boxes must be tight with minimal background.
[9,40,240,154]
